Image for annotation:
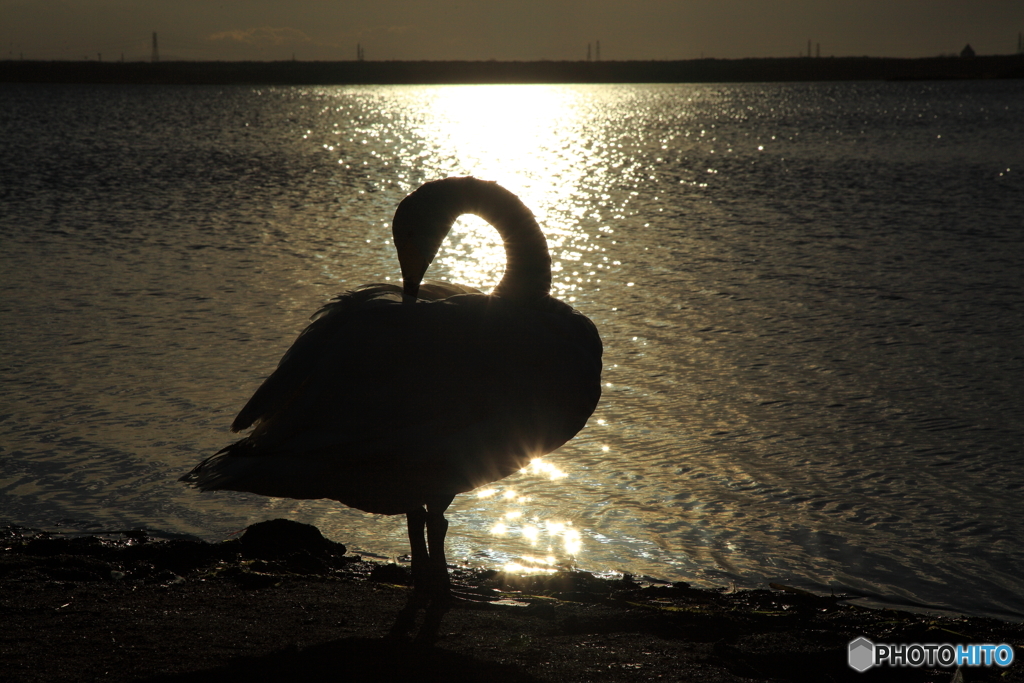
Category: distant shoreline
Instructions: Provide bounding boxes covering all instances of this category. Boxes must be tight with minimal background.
[3,54,1023,85]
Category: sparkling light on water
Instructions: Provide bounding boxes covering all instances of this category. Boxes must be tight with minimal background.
[2,82,1023,619]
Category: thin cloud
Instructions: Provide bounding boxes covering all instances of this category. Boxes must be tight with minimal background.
[208,27,313,46]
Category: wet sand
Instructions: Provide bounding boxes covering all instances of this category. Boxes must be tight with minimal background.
[2,521,1021,682]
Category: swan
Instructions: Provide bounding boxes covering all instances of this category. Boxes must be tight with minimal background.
[180,177,602,636]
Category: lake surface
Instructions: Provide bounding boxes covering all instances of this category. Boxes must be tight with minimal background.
[2,80,1022,620]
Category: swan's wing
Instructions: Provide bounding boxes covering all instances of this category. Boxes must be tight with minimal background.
[231,284,403,433]
[231,280,483,433]
[237,294,512,450]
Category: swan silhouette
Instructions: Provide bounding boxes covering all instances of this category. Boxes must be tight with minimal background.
[181,177,602,637]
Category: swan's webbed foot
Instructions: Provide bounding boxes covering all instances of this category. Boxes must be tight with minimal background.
[388,578,453,643]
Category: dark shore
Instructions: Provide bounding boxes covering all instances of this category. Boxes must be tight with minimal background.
[2,55,1024,86]
[2,521,1022,683]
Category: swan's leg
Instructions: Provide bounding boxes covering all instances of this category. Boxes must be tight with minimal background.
[406,506,430,594]
[389,506,429,638]
[418,494,455,643]
[424,494,455,599]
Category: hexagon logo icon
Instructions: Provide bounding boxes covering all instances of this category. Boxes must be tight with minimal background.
[848,637,874,672]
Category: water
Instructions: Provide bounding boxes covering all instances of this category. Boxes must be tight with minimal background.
[2,80,1022,620]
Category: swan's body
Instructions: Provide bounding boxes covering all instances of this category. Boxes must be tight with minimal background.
[181,177,602,636]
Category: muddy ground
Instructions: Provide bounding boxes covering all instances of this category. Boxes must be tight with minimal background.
[2,520,1020,682]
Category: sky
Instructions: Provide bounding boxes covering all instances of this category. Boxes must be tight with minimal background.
[2,0,1023,62]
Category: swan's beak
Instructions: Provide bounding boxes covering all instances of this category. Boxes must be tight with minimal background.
[397,241,427,298]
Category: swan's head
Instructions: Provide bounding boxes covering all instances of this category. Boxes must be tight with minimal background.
[392,179,475,298]
[392,220,448,299]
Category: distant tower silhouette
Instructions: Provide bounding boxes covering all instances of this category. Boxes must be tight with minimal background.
[357,43,364,61]
[151,32,159,63]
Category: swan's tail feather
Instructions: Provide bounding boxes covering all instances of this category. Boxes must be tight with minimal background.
[178,445,251,492]
[178,440,423,514]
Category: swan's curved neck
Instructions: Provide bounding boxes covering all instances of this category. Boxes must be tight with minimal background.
[392,178,552,302]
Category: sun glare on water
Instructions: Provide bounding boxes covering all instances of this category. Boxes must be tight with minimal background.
[470,457,584,573]
[410,85,608,298]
